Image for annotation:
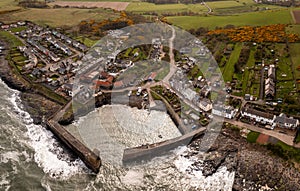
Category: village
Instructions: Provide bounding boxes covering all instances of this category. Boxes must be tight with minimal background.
[1,20,299,143]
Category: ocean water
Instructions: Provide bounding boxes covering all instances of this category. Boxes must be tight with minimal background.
[0,79,234,191]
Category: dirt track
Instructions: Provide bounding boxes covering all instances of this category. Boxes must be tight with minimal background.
[50,1,129,11]
[292,10,300,24]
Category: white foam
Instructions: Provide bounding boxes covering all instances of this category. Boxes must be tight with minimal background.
[8,90,88,179]
[121,170,144,186]
[0,151,20,163]
[174,146,235,190]
[0,173,11,191]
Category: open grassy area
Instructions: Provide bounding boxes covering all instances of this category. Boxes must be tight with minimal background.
[75,36,99,47]
[290,43,300,80]
[0,31,23,47]
[0,0,21,13]
[222,43,242,82]
[56,0,132,1]
[247,131,260,143]
[167,9,292,30]
[126,2,207,14]
[241,47,256,94]
[4,8,119,27]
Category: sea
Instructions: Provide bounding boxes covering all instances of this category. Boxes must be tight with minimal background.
[0,79,235,191]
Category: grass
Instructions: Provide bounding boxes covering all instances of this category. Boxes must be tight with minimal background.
[289,43,300,81]
[247,131,260,143]
[5,8,119,28]
[9,26,27,33]
[75,36,99,47]
[241,47,256,94]
[0,31,23,47]
[276,57,293,81]
[56,0,132,1]
[126,2,207,15]
[166,9,292,30]
[0,0,21,13]
[222,43,242,82]
[267,140,300,162]
[286,25,300,36]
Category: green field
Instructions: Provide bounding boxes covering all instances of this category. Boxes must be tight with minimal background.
[4,8,119,27]
[222,43,243,82]
[0,31,23,47]
[247,131,260,143]
[290,43,300,80]
[126,2,207,14]
[167,9,293,29]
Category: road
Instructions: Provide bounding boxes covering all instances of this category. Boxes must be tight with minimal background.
[224,118,299,147]
[202,1,212,14]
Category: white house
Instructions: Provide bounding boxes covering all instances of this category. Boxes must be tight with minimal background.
[212,104,237,119]
[241,107,275,125]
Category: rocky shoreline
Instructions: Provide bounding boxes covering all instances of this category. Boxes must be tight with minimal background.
[185,126,300,190]
[0,40,62,124]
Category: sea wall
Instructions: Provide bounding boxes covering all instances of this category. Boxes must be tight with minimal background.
[46,119,101,173]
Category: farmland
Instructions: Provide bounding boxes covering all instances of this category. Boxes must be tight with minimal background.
[49,1,130,11]
[3,8,119,27]
[126,2,207,14]
[166,9,293,29]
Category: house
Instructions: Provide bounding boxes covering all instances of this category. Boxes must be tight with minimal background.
[114,80,124,89]
[241,107,275,125]
[147,72,157,81]
[274,113,299,130]
[94,80,112,90]
[268,65,276,80]
[199,98,212,112]
[265,77,275,99]
[212,104,236,119]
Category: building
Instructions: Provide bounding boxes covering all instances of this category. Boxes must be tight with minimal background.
[212,104,237,119]
[274,113,299,130]
[241,107,275,125]
[199,98,212,112]
[265,65,276,99]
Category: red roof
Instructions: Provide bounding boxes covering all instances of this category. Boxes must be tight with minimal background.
[148,72,157,80]
[94,80,112,88]
[114,81,124,88]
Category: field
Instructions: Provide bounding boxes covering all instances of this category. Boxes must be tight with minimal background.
[0,0,21,13]
[0,31,23,47]
[292,10,300,24]
[167,9,293,29]
[49,1,129,11]
[290,43,300,80]
[56,0,131,1]
[126,0,284,15]
[126,2,207,14]
[222,43,242,82]
[247,131,260,143]
[3,8,119,27]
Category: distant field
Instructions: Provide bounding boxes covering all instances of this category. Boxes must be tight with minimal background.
[4,8,119,27]
[126,2,207,14]
[56,0,132,1]
[167,9,293,29]
[50,1,129,11]
[0,0,21,12]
